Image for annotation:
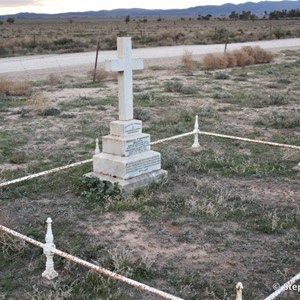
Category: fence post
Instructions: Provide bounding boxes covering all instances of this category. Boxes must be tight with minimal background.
[93,41,100,82]
[236,282,243,300]
[42,217,58,280]
[95,138,100,154]
[192,115,200,148]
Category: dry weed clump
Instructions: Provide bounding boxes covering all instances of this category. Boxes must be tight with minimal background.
[203,53,227,70]
[0,213,26,258]
[0,80,31,96]
[47,73,60,86]
[203,46,274,70]
[181,50,194,73]
[94,69,110,82]
[28,92,51,114]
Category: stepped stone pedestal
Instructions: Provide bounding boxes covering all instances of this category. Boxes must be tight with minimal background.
[87,37,167,190]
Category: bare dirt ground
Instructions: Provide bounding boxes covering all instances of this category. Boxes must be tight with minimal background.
[0,45,300,299]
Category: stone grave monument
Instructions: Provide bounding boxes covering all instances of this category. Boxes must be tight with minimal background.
[89,37,167,189]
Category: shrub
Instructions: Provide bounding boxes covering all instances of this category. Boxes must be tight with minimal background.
[41,107,61,116]
[94,69,110,82]
[47,73,60,85]
[28,93,50,114]
[133,107,151,121]
[224,51,237,68]
[203,46,274,70]
[80,176,123,208]
[267,93,289,106]
[203,53,227,70]
[9,151,27,164]
[257,109,300,128]
[233,49,251,66]
[164,79,184,92]
[0,80,31,96]
[181,50,194,73]
[214,72,230,80]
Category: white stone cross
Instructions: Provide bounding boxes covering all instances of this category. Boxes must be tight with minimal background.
[105,37,144,121]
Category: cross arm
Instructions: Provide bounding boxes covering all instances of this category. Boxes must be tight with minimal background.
[105,58,144,72]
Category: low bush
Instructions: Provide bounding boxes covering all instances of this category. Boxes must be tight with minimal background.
[203,46,274,70]
[181,50,194,73]
[0,80,31,96]
[257,109,300,128]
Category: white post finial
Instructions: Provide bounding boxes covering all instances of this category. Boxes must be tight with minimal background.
[235,282,243,300]
[42,217,58,280]
[95,138,100,154]
[192,115,200,148]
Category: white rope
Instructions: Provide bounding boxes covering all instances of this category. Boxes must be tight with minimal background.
[264,273,300,300]
[150,132,194,145]
[0,224,183,300]
[0,159,92,188]
[1,128,298,189]
[198,130,300,150]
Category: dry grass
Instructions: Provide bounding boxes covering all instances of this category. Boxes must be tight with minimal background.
[181,50,194,73]
[0,80,31,96]
[93,69,111,82]
[1,19,299,58]
[47,73,60,86]
[28,92,51,114]
[203,53,228,70]
[0,212,26,258]
[203,46,274,70]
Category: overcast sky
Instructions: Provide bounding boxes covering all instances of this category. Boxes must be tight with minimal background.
[0,0,285,15]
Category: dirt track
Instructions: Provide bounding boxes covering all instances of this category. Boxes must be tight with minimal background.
[1,38,300,80]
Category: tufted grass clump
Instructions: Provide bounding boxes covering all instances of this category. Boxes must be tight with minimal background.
[181,50,194,73]
[0,80,31,96]
[203,46,274,70]
[257,109,300,128]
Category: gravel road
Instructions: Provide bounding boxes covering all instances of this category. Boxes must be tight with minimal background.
[1,38,300,80]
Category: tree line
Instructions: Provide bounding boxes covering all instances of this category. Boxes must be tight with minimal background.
[269,9,300,19]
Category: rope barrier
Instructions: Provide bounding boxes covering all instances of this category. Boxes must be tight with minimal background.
[0,159,92,189]
[1,121,299,189]
[150,132,194,145]
[264,273,300,300]
[198,130,300,150]
[0,224,183,300]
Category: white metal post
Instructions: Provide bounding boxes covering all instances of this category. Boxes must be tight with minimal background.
[192,115,200,148]
[236,282,243,300]
[95,138,100,154]
[42,217,58,280]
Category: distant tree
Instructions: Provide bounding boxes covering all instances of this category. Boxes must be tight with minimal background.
[203,14,212,20]
[7,17,15,25]
[157,16,162,22]
[125,15,130,24]
[239,11,251,20]
[229,11,239,20]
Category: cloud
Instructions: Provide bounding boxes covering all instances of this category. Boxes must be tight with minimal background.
[0,0,44,8]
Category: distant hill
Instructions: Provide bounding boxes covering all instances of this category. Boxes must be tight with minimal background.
[1,0,300,19]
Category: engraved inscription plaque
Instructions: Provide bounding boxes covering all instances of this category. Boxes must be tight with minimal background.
[125,136,150,156]
[126,155,160,175]
[125,123,141,135]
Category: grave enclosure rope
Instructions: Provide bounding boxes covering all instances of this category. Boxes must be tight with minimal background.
[0,224,183,300]
[1,126,299,189]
